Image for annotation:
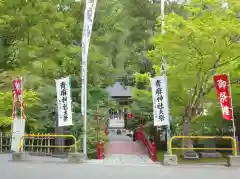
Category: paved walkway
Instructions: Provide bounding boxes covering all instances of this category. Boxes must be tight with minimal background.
[1,159,239,179]
[103,129,153,165]
[105,141,146,155]
[87,155,155,166]
[103,154,154,165]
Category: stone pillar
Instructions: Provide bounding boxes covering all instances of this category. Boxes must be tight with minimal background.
[68,153,86,164]
[227,155,240,167]
[199,138,222,158]
[163,154,178,165]
[12,152,29,162]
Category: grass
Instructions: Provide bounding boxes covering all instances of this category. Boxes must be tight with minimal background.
[156,150,230,164]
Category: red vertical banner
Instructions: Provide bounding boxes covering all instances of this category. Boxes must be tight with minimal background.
[11,78,25,152]
[213,74,232,121]
[12,78,24,120]
[12,90,17,120]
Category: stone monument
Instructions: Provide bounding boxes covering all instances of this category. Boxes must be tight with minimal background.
[182,137,199,160]
[199,139,222,158]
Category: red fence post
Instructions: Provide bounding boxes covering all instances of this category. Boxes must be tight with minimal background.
[97,143,100,159]
[138,128,142,141]
[135,129,138,140]
[151,142,156,161]
[136,127,141,141]
[97,142,104,159]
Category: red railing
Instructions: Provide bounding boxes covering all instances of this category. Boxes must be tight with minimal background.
[97,125,156,161]
[136,125,156,161]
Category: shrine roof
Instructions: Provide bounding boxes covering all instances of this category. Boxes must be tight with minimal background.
[106,82,132,97]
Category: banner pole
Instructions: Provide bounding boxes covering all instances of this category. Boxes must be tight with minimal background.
[11,86,15,152]
[160,0,171,154]
[228,73,237,155]
[81,0,98,157]
[20,77,25,152]
[228,73,236,138]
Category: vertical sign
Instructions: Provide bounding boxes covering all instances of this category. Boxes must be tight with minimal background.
[55,76,73,127]
[81,0,97,114]
[213,74,233,120]
[11,78,25,152]
[81,0,98,155]
[150,76,169,126]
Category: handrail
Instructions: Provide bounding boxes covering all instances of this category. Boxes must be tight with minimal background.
[169,135,237,156]
[19,134,77,153]
[137,128,156,161]
[144,137,153,155]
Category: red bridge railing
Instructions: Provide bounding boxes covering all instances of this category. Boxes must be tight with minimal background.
[97,125,156,161]
[136,125,156,161]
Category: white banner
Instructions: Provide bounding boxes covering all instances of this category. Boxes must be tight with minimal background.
[150,76,169,126]
[55,76,73,127]
[81,0,98,114]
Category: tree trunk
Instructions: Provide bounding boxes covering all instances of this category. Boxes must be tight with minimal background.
[183,117,194,148]
[182,116,199,159]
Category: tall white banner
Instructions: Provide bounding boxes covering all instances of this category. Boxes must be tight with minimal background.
[81,0,97,114]
[150,76,169,126]
[11,78,25,152]
[55,76,73,127]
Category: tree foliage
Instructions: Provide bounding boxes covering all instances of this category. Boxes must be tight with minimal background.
[134,0,240,136]
[1,0,239,155]
[0,90,40,133]
[0,0,163,156]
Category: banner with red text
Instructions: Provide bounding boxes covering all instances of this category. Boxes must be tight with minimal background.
[11,77,25,152]
[213,74,232,120]
[12,78,24,120]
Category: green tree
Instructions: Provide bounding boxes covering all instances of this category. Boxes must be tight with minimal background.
[0,0,110,157]
[147,0,240,140]
[0,91,40,133]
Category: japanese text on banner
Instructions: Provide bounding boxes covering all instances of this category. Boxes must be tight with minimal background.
[12,78,24,120]
[213,74,232,120]
[150,76,169,126]
[11,78,25,152]
[56,77,73,127]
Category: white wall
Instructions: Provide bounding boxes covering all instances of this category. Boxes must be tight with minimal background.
[108,118,125,128]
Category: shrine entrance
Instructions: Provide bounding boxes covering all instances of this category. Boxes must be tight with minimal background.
[99,82,155,164]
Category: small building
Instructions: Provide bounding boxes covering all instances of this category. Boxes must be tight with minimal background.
[106,82,132,129]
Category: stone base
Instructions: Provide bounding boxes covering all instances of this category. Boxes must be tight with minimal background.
[199,152,222,158]
[12,152,29,162]
[227,155,240,167]
[67,153,86,164]
[163,154,178,166]
[183,151,199,160]
[51,152,67,158]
